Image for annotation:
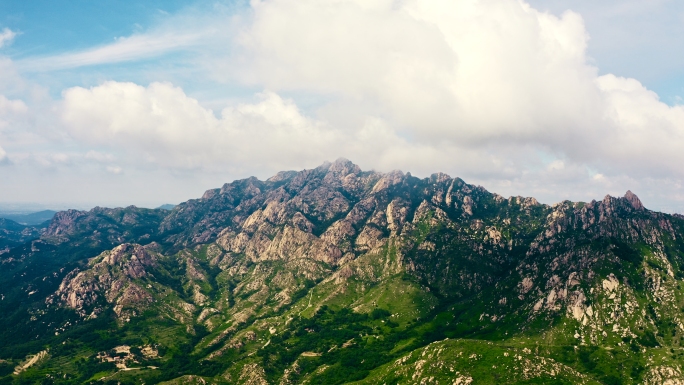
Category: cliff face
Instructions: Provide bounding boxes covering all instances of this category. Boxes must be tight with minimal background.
[3,158,684,384]
[48,244,159,319]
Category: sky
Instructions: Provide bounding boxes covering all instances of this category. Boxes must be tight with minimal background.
[0,0,683,213]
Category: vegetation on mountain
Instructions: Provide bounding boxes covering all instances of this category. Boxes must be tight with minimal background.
[1,159,683,384]
[0,218,45,251]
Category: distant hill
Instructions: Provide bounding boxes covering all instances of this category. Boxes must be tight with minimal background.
[155,204,176,210]
[0,218,25,232]
[0,210,57,225]
[0,218,43,249]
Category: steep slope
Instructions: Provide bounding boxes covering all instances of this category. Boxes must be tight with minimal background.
[1,159,684,384]
[0,205,170,366]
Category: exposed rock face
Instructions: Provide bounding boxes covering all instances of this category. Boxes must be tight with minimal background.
[46,160,678,314]
[237,363,269,385]
[50,243,158,318]
[624,190,644,210]
[44,209,88,237]
[41,206,167,246]
[153,158,546,301]
[160,159,381,248]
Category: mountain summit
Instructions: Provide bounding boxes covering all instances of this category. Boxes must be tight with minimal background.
[1,160,683,384]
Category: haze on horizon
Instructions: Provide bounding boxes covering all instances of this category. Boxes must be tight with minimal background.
[1,0,683,213]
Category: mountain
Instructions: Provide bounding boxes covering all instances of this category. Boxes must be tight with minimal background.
[0,218,45,252]
[1,158,684,384]
[156,204,177,211]
[0,210,57,226]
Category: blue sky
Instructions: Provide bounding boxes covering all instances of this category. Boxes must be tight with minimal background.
[4,0,683,104]
[0,0,679,107]
[1,0,684,213]
[528,0,684,106]
[1,1,227,97]
[2,1,195,55]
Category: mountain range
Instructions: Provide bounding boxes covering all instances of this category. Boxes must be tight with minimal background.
[1,159,684,384]
[0,210,57,226]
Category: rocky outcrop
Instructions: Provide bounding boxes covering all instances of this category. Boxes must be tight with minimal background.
[44,209,88,237]
[49,243,158,318]
[624,190,644,210]
[41,206,167,247]
[159,159,383,248]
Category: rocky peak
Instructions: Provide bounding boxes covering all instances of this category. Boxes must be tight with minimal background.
[12,159,684,385]
[321,158,364,189]
[624,190,644,210]
[218,176,265,197]
[267,170,298,183]
[429,172,452,184]
[102,243,156,273]
[201,188,220,200]
[45,209,88,236]
[315,160,333,172]
[328,157,362,176]
[371,170,406,193]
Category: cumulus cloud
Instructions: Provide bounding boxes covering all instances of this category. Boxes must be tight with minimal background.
[0,95,29,157]
[61,82,345,172]
[231,0,600,142]
[61,81,520,183]
[0,95,28,117]
[226,0,684,177]
[0,28,16,48]
[6,0,684,211]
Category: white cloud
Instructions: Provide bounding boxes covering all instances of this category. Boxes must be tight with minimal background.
[19,32,204,72]
[61,82,345,172]
[4,0,684,212]
[85,150,115,163]
[51,153,71,164]
[229,0,599,143]
[51,0,684,212]
[0,144,7,164]
[0,95,28,116]
[60,81,518,179]
[106,166,123,174]
[0,95,29,136]
[0,28,16,48]
[595,74,684,177]
[225,0,684,177]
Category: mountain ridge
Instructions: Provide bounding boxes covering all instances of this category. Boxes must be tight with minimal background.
[1,158,683,384]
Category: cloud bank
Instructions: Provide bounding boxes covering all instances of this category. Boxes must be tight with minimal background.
[2,0,684,211]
